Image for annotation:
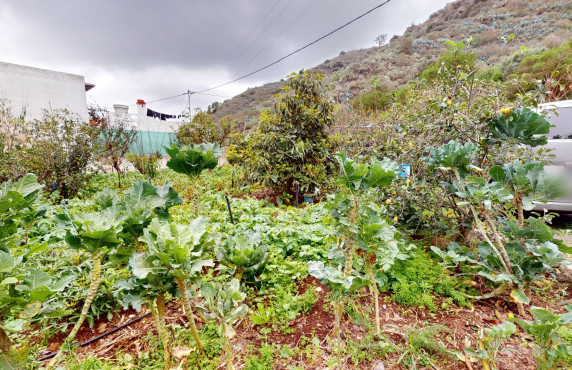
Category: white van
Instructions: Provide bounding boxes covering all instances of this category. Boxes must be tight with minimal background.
[535,100,572,213]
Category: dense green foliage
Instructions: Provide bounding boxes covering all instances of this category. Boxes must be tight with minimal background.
[175,110,233,147]
[0,105,100,198]
[2,35,572,369]
[228,71,335,195]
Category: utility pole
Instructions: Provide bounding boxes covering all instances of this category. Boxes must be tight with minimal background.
[187,90,192,121]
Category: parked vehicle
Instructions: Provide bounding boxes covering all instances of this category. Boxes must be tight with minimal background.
[535,100,572,213]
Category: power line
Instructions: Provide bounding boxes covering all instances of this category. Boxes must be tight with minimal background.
[130,91,228,107]
[227,0,295,73]
[198,0,392,93]
[192,91,229,98]
[235,0,320,76]
[220,0,282,68]
[135,0,392,105]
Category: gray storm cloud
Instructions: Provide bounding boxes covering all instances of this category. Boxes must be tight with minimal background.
[0,0,453,113]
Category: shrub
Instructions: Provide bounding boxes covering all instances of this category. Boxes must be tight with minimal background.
[175,110,233,146]
[516,38,572,100]
[387,250,470,309]
[420,41,477,81]
[234,71,336,194]
[127,151,162,179]
[23,109,100,198]
[0,99,28,182]
[90,106,138,188]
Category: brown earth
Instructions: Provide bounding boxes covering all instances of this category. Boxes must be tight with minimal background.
[32,275,570,369]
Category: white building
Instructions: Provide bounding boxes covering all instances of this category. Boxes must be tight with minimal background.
[0,61,93,121]
[112,100,183,156]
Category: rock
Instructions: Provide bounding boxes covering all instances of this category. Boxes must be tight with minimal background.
[97,323,108,334]
[556,259,572,284]
[464,229,484,248]
[372,362,385,370]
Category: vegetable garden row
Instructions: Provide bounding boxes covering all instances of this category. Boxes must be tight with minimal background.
[2,42,572,369]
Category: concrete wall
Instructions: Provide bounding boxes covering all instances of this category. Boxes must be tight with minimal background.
[0,61,89,121]
[111,102,182,156]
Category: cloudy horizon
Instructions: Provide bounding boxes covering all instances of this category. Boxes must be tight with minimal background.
[0,0,453,116]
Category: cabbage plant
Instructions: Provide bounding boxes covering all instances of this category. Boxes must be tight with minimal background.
[48,180,181,368]
[308,260,371,344]
[47,207,124,369]
[0,175,73,367]
[216,230,268,282]
[196,279,249,370]
[310,152,399,341]
[165,142,221,178]
[424,125,566,317]
[119,217,213,366]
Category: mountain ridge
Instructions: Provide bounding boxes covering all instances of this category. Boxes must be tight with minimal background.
[211,0,572,124]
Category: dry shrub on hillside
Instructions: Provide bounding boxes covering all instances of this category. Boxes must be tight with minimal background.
[398,37,414,55]
[477,29,500,45]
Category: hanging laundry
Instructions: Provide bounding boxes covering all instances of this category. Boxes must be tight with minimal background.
[147,108,177,121]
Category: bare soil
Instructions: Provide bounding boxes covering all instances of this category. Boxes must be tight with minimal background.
[33,275,570,369]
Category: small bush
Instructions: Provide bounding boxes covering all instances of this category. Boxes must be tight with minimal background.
[0,106,100,198]
[175,110,233,146]
[387,250,470,310]
[420,42,477,81]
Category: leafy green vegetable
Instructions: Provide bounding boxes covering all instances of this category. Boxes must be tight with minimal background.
[307,260,371,302]
[196,279,249,369]
[422,141,478,178]
[165,143,221,177]
[488,107,551,147]
[335,151,399,192]
[216,230,268,281]
[511,306,572,369]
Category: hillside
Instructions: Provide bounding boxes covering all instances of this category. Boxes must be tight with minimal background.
[212,0,572,124]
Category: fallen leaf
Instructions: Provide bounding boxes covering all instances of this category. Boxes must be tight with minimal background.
[172,346,194,359]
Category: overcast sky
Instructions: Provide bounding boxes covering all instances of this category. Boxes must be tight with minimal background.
[0,0,453,115]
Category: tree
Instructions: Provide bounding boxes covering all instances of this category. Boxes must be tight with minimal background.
[375,33,388,47]
[175,109,233,147]
[207,101,220,114]
[245,70,336,195]
[90,106,137,188]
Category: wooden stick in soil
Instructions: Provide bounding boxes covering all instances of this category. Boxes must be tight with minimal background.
[176,278,205,356]
[516,194,525,228]
[332,300,344,364]
[46,253,102,369]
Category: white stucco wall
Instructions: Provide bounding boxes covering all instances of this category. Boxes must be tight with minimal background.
[133,102,181,133]
[0,61,89,121]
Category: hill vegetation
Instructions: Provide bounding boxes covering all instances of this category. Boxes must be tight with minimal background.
[211,0,572,125]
